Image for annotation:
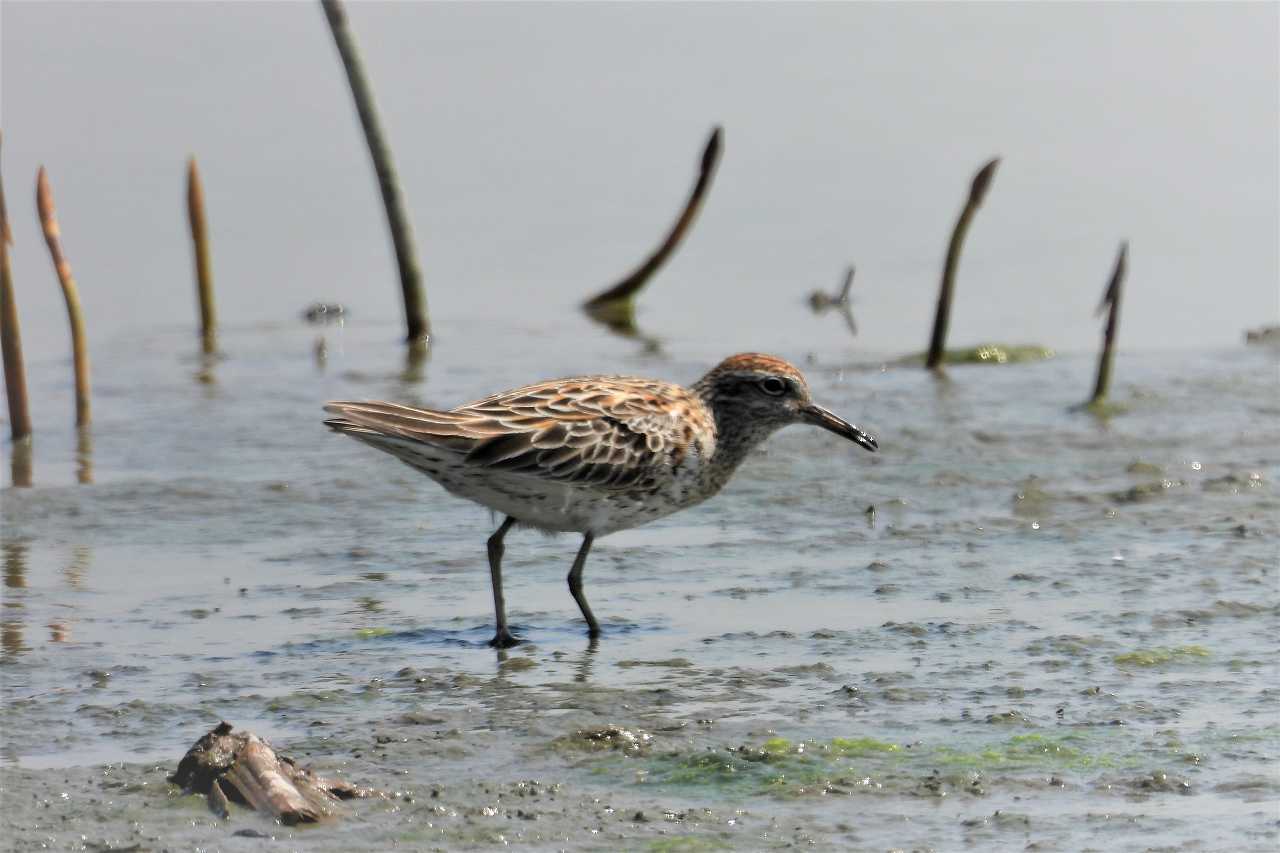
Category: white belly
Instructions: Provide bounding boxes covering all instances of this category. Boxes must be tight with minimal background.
[361,435,712,536]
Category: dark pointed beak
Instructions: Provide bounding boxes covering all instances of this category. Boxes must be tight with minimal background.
[801,404,878,452]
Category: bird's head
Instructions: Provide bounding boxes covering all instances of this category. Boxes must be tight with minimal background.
[693,353,878,452]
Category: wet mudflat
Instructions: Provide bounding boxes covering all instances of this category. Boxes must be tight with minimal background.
[1,323,1277,851]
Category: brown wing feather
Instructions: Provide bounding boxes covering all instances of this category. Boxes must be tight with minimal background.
[325,375,699,490]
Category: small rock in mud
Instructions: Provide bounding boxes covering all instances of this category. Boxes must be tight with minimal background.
[615,658,693,669]
[1111,479,1183,502]
[1129,770,1193,794]
[301,303,347,325]
[556,726,653,755]
[917,769,946,797]
[1202,472,1264,493]
[715,586,770,599]
[774,663,836,678]
[985,709,1032,725]
[499,656,538,672]
[1013,480,1055,515]
[390,709,442,726]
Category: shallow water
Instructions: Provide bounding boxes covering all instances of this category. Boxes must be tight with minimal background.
[2,318,1277,851]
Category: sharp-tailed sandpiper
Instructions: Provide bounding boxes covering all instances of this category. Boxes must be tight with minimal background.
[325,353,877,647]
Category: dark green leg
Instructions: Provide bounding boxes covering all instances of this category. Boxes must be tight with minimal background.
[487,517,520,648]
[566,534,600,637]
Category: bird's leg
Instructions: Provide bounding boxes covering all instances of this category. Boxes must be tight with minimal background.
[566,533,600,638]
[487,516,520,648]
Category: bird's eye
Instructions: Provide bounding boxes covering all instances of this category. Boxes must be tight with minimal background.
[758,377,788,397]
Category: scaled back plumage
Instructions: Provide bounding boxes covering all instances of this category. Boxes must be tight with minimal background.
[325,372,715,494]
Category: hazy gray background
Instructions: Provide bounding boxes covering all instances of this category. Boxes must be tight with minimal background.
[2,1,1277,363]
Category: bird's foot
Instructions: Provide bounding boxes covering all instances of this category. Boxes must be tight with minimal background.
[488,629,522,649]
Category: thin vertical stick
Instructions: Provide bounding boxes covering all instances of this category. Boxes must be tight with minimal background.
[926,157,1000,371]
[400,337,429,385]
[1,131,33,442]
[1090,242,1128,405]
[76,427,93,485]
[36,167,91,428]
[187,157,217,354]
[320,0,429,345]
[10,442,32,488]
[583,126,724,315]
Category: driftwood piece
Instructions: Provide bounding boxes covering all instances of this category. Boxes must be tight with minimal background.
[170,721,374,824]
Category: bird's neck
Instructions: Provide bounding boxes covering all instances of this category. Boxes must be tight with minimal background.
[694,391,779,490]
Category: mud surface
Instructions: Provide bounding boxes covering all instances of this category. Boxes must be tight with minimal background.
[2,326,1277,850]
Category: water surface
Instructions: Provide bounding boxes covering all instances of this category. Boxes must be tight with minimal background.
[1,321,1277,851]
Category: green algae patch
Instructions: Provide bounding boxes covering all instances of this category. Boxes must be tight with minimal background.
[895,344,1055,367]
[829,737,900,756]
[639,735,905,798]
[760,737,792,756]
[596,731,1144,801]
[1115,645,1211,667]
[355,626,394,639]
[933,733,1124,771]
[658,751,758,788]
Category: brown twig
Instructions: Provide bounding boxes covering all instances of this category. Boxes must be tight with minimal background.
[583,126,723,325]
[187,157,217,354]
[36,167,91,427]
[926,157,1000,371]
[1,131,33,443]
[320,0,429,345]
[1090,242,1128,405]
